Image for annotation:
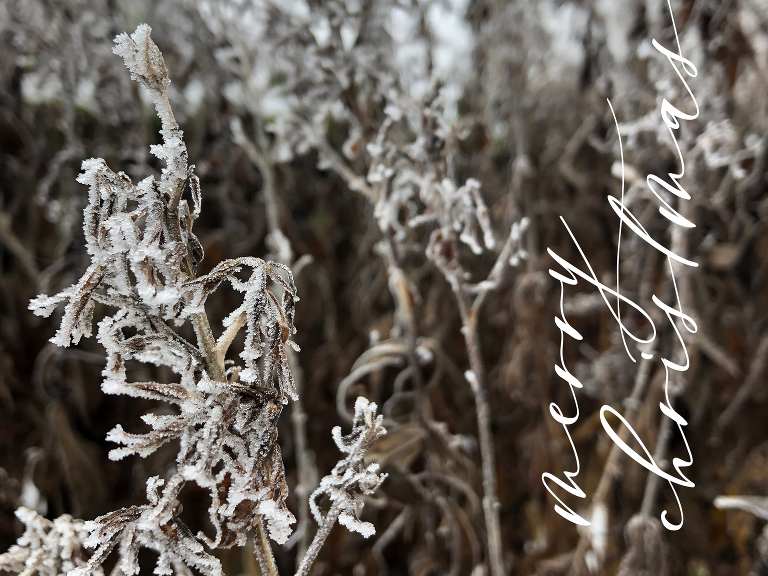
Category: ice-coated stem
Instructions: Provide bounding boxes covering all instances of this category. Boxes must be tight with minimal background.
[294,502,341,576]
[254,516,280,576]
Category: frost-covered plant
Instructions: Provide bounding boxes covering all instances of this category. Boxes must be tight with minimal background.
[309,397,386,539]
[296,397,386,576]
[23,22,297,575]
[0,508,95,576]
[1,23,386,576]
[361,87,528,576]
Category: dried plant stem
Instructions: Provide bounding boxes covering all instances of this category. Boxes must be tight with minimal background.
[382,242,449,558]
[288,347,314,564]
[192,294,278,572]
[372,507,412,575]
[254,516,280,576]
[193,308,279,572]
[461,308,504,576]
[147,89,187,213]
[316,140,376,202]
[231,119,280,234]
[153,82,230,389]
[192,312,227,383]
[215,311,247,367]
[568,352,656,573]
[453,224,527,576]
[380,241,426,408]
[148,55,228,390]
[295,502,341,576]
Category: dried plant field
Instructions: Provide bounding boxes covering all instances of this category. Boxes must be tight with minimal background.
[0,0,768,575]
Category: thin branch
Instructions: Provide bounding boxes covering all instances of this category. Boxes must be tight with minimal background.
[316,140,377,202]
[231,118,280,234]
[288,347,315,565]
[215,311,247,368]
[294,503,341,576]
[192,312,227,383]
[254,516,280,576]
[591,351,655,509]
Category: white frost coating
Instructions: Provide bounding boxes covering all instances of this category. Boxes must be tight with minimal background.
[295,398,387,576]
[310,397,387,537]
[258,499,296,544]
[112,25,169,90]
